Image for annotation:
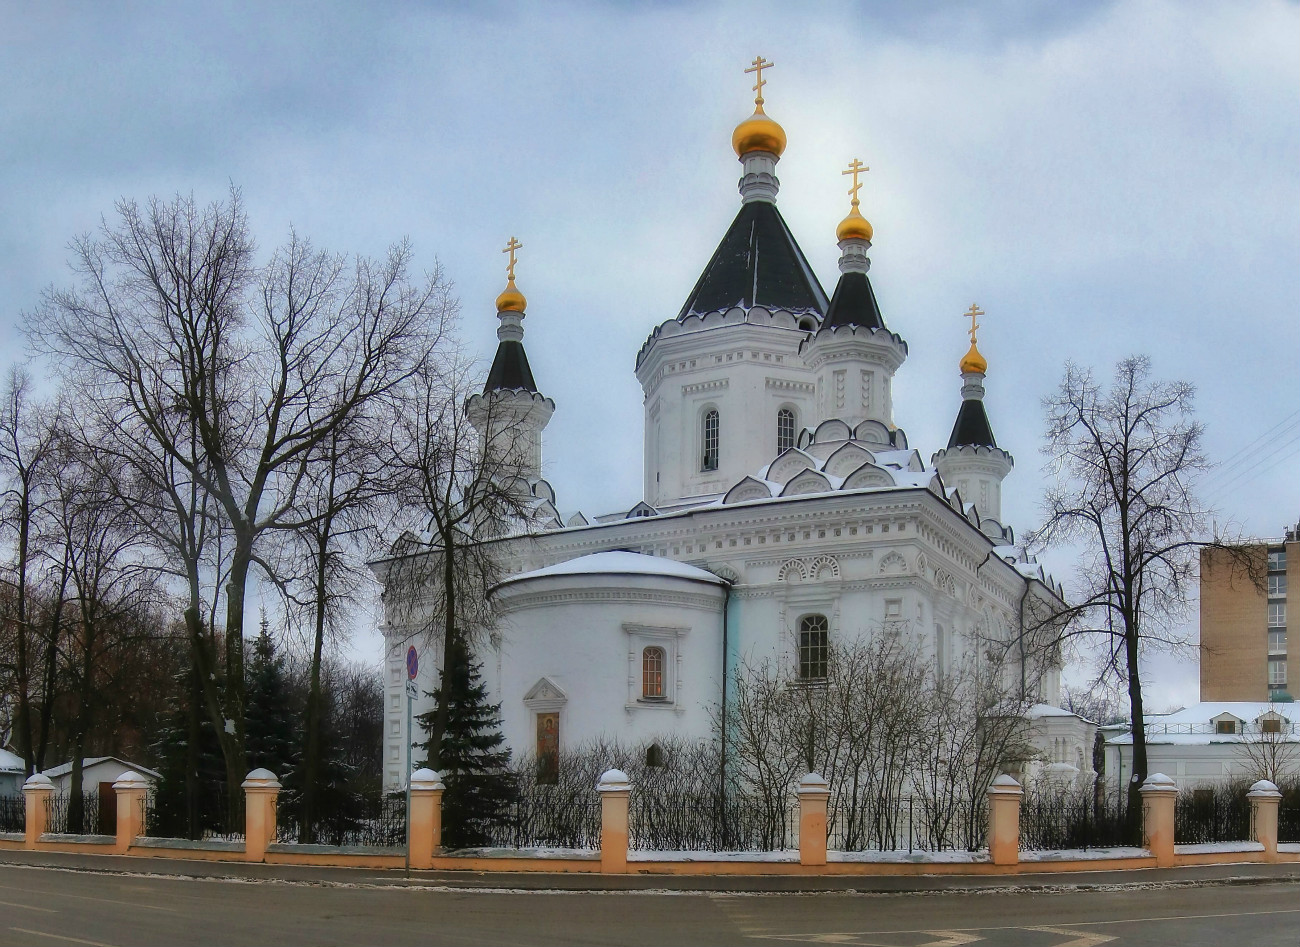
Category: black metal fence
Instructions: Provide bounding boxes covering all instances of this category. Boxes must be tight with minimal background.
[483,790,601,850]
[0,795,23,833]
[1020,793,1140,850]
[44,792,102,835]
[630,795,798,852]
[275,790,406,848]
[144,783,245,841]
[1280,783,1300,843]
[827,797,988,853]
[1174,786,1252,845]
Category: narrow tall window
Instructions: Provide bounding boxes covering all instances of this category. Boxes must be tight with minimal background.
[1268,549,1287,573]
[1269,574,1288,597]
[777,407,796,453]
[642,646,665,699]
[1269,603,1286,628]
[798,615,829,681]
[1269,659,1287,687]
[702,409,719,471]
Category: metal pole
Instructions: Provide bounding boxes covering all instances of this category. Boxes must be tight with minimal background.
[404,680,412,872]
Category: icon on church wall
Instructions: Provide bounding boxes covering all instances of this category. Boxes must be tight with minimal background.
[536,712,559,784]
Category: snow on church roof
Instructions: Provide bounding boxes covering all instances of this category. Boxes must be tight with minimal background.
[495,551,728,589]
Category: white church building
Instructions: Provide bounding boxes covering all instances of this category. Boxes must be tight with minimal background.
[375,65,1093,791]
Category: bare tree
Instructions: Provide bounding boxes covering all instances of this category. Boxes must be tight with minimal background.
[0,369,57,774]
[377,352,538,771]
[28,189,452,800]
[1032,355,1249,819]
[1234,705,1300,784]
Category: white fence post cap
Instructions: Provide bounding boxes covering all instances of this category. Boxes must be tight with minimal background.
[797,772,830,794]
[1247,779,1282,798]
[112,770,150,791]
[241,768,281,789]
[596,769,630,792]
[989,773,1023,794]
[22,773,53,790]
[1139,772,1177,792]
[410,768,445,791]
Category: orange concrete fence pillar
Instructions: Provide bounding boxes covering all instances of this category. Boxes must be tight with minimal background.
[597,769,631,874]
[408,768,445,870]
[986,774,1023,866]
[22,774,53,848]
[797,773,830,867]
[242,768,282,863]
[1247,779,1281,862]
[1139,772,1178,867]
[112,771,149,854]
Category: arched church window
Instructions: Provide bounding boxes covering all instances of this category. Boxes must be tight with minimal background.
[642,646,666,699]
[777,407,796,453]
[646,743,665,767]
[702,409,719,472]
[798,614,828,682]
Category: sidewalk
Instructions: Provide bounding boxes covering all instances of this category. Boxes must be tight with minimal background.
[4,847,1299,894]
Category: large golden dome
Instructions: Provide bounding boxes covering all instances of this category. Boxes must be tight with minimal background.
[960,341,987,374]
[732,103,787,158]
[496,278,526,313]
[836,204,873,242]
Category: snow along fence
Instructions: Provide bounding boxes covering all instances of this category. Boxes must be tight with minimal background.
[3,769,1299,875]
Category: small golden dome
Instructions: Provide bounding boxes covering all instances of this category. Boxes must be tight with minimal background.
[960,341,987,375]
[495,278,526,313]
[732,104,787,158]
[836,204,873,242]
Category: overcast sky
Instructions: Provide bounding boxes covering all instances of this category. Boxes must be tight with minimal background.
[2,1,1297,710]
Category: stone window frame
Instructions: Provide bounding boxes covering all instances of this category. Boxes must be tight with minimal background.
[624,623,688,710]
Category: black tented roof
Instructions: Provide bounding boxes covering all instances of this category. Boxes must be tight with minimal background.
[677,201,829,319]
[484,340,538,393]
[947,398,998,449]
[823,271,886,330]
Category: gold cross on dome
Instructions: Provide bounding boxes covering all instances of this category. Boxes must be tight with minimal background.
[502,236,523,281]
[745,56,774,105]
[965,303,984,344]
[842,158,869,206]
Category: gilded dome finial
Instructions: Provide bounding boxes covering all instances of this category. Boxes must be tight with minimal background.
[495,236,526,313]
[960,303,987,374]
[836,157,874,243]
[732,55,787,158]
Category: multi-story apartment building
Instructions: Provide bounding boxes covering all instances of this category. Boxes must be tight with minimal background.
[1200,520,1298,701]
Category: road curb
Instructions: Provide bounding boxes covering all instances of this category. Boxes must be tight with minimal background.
[3,849,1299,895]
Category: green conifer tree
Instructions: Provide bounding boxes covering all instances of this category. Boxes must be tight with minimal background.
[245,613,299,782]
[417,638,517,848]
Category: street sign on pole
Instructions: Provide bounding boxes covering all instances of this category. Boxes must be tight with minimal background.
[406,645,418,680]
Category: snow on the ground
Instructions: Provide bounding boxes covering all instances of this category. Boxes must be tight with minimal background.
[1173,841,1265,854]
[1020,846,1149,862]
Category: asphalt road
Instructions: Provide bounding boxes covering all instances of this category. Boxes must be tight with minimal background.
[0,864,1297,947]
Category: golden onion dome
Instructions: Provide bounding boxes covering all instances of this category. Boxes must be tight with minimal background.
[732,103,787,158]
[836,204,873,243]
[960,341,987,375]
[495,278,526,313]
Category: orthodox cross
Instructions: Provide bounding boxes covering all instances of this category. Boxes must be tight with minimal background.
[745,56,773,105]
[965,303,984,344]
[842,158,869,206]
[503,236,523,281]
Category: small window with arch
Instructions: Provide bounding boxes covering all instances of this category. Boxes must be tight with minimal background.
[798,614,829,682]
[645,742,665,767]
[702,409,719,471]
[777,407,796,453]
[642,646,666,699]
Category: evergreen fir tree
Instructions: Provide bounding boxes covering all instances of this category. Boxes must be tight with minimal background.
[149,666,227,839]
[417,638,517,848]
[245,613,300,782]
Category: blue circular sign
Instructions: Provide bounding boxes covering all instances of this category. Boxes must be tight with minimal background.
[406,645,418,680]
